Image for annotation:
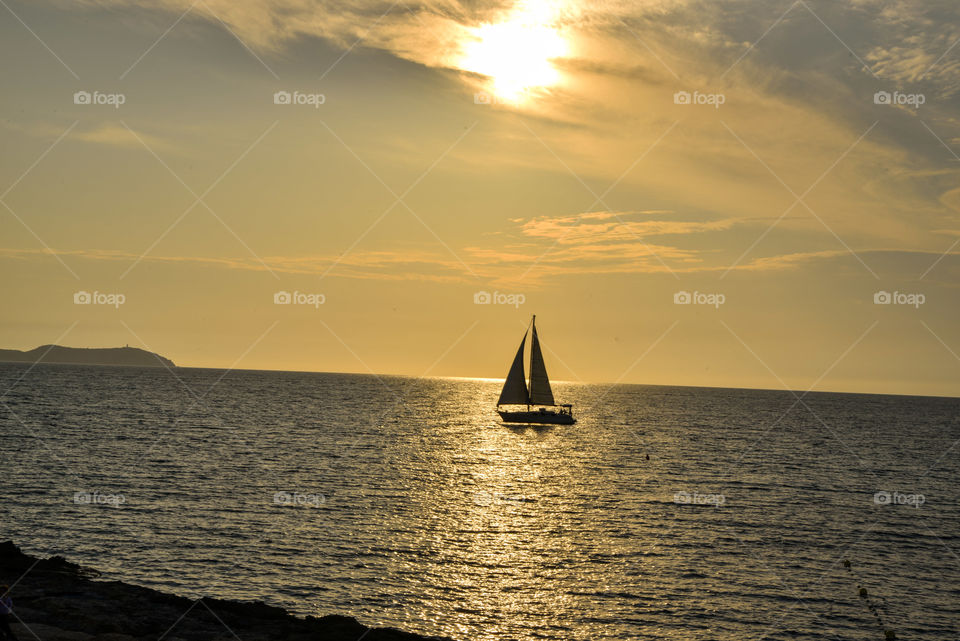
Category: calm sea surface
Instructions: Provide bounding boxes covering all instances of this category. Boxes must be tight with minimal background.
[1,363,958,640]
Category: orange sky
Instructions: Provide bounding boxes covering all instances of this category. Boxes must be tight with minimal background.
[1,0,959,396]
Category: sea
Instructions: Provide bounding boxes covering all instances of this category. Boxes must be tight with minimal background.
[1,363,958,640]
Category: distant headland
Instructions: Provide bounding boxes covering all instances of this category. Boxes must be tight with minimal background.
[0,345,175,368]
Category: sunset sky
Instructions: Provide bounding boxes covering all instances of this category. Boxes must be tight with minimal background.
[2,0,959,396]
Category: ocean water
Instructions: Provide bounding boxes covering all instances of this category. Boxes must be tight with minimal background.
[1,363,958,640]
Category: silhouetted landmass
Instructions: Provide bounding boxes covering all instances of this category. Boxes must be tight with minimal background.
[0,345,175,368]
[0,541,452,641]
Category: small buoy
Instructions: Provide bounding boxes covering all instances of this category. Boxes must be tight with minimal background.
[842,559,851,568]
[859,587,869,598]
[884,630,897,640]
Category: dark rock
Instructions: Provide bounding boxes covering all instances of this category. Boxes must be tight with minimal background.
[1,542,454,641]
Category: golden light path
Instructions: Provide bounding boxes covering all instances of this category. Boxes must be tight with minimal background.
[458,0,568,102]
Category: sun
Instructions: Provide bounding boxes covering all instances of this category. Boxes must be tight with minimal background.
[459,2,568,102]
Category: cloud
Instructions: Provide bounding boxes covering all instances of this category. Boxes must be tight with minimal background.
[732,248,850,271]
[16,0,960,275]
[56,0,478,62]
[858,0,960,96]
[3,120,174,151]
[4,239,958,285]
[519,210,742,243]
[45,1,960,109]
[0,247,467,282]
[938,185,960,213]
[71,124,173,150]
[0,206,716,277]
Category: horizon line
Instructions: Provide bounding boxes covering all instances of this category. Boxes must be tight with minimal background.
[4,358,955,401]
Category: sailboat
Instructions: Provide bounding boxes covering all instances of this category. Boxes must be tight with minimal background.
[496,315,575,425]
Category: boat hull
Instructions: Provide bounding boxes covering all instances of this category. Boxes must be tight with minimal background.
[498,409,576,425]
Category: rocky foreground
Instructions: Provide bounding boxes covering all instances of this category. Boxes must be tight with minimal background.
[0,542,452,641]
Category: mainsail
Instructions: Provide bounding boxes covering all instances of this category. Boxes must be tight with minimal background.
[497,334,529,405]
[528,320,555,406]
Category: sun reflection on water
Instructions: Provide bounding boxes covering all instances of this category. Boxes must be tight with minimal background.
[426,401,584,640]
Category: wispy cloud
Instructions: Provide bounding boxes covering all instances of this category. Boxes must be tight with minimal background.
[15,215,955,284]
[4,120,174,151]
[519,210,742,243]
[72,124,173,150]
[858,0,960,95]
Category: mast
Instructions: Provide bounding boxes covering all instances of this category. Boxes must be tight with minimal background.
[527,315,556,406]
[528,315,535,400]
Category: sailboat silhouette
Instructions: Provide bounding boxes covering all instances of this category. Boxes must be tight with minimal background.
[496,315,575,425]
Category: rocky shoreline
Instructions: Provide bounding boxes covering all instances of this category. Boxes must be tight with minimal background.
[0,542,452,641]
